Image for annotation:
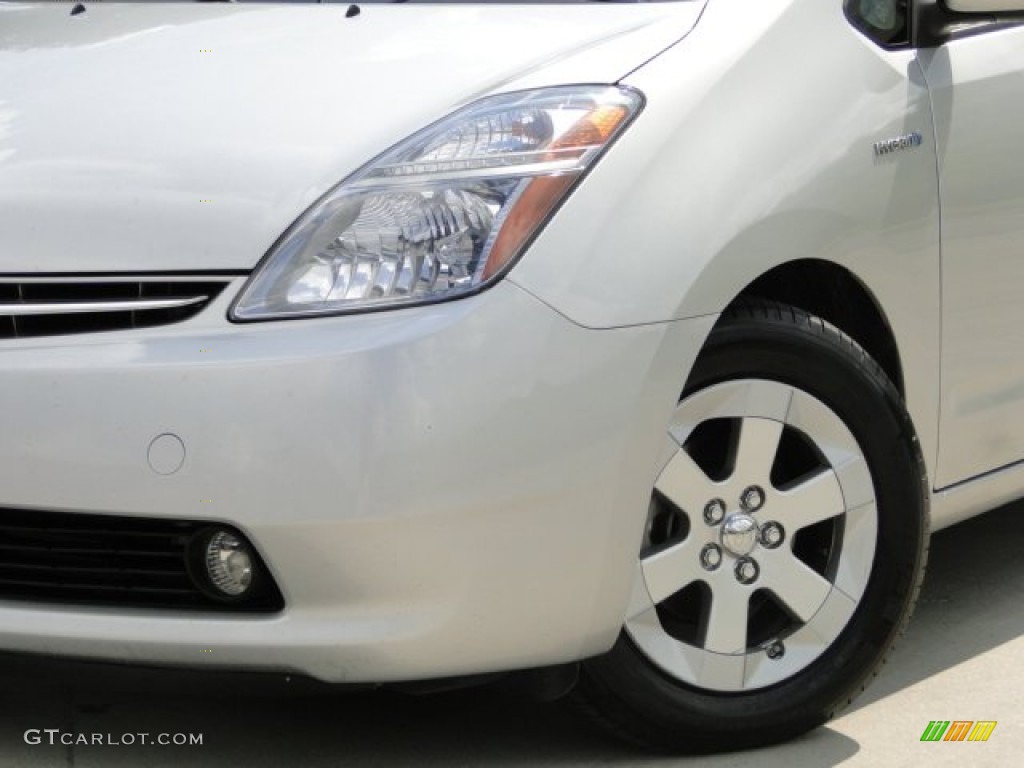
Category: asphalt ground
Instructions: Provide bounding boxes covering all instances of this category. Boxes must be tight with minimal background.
[0,502,1021,767]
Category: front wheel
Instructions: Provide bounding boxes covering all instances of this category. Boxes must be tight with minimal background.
[572,300,928,752]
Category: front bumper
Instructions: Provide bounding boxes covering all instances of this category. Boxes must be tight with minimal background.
[0,280,713,682]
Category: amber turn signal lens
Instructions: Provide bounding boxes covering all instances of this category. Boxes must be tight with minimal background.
[483,175,577,281]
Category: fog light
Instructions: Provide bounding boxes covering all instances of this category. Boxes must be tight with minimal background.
[204,530,253,597]
[184,526,283,610]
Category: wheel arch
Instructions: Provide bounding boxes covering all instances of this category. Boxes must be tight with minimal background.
[723,259,906,398]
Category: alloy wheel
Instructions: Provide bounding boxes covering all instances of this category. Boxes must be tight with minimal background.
[626,378,877,692]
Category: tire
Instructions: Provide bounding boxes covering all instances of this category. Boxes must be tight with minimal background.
[570,300,929,753]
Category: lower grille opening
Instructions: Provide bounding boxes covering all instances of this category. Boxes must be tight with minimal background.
[0,508,283,613]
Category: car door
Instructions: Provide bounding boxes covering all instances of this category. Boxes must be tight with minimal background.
[919,24,1024,487]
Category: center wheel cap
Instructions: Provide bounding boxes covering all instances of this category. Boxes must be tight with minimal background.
[720,513,759,557]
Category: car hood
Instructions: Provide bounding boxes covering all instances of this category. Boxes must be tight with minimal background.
[0,1,704,273]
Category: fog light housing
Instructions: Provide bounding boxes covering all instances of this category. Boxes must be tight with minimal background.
[188,527,268,604]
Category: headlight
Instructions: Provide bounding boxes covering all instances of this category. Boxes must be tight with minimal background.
[231,86,642,320]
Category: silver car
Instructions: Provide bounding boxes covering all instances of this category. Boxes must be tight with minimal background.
[0,0,1021,752]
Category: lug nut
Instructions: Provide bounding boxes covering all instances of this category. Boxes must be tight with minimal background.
[735,557,759,585]
[700,544,723,571]
[765,640,785,660]
[703,498,726,526]
[760,522,785,549]
[740,485,765,512]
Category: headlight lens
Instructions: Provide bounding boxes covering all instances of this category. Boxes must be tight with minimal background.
[231,86,642,320]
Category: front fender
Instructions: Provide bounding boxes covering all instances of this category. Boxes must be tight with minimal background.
[508,0,941,486]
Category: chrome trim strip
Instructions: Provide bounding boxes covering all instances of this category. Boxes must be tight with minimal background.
[0,296,208,316]
[0,275,240,283]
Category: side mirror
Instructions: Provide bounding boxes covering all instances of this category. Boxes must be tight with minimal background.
[946,0,1024,11]
[915,0,1024,47]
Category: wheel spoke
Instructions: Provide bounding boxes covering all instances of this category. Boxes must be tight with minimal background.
[627,605,705,682]
[640,537,705,605]
[731,417,784,484]
[760,550,833,622]
[774,468,846,531]
[804,589,858,645]
[834,502,878,600]
[786,389,862,468]
[655,448,717,514]
[703,584,750,654]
